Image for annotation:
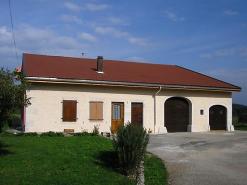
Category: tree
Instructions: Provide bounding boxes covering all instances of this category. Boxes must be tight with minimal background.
[0,67,31,132]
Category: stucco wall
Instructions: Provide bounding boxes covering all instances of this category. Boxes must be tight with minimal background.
[25,83,233,133]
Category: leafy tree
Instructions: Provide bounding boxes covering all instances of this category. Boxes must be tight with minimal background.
[0,67,31,132]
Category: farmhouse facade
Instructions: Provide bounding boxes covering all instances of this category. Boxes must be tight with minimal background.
[21,53,241,133]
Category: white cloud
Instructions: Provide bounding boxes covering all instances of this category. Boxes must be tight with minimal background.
[107,17,128,25]
[164,11,185,22]
[199,47,247,58]
[86,3,109,11]
[95,27,128,37]
[60,15,83,25]
[127,38,147,46]
[214,48,237,56]
[0,24,89,69]
[64,2,81,12]
[126,56,148,63]
[0,26,12,44]
[224,11,239,15]
[79,32,97,42]
[199,54,212,58]
[95,26,147,46]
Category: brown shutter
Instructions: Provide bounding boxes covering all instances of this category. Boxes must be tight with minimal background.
[89,101,103,121]
[62,100,77,122]
[97,102,103,120]
[90,102,97,120]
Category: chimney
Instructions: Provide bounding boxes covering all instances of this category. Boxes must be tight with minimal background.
[81,53,84,58]
[97,56,103,73]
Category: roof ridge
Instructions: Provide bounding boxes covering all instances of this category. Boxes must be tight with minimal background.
[23,53,175,67]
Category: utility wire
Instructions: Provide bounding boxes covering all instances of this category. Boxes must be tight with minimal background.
[8,0,19,66]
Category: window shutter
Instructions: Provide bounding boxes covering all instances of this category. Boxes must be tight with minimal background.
[97,102,103,120]
[62,100,77,122]
[89,101,103,121]
[90,102,97,120]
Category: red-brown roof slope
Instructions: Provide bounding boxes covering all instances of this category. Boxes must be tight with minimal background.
[23,53,241,91]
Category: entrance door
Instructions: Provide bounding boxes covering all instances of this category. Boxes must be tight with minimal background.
[209,105,227,130]
[165,97,189,132]
[131,103,143,126]
[111,102,124,133]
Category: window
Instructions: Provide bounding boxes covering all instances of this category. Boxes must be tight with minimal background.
[200,109,204,115]
[89,101,103,121]
[62,100,77,122]
[113,104,121,119]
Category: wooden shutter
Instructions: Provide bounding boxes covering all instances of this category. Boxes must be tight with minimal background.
[97,102,103,120]
[89,101,103,121]
[90,102,97,120]
[62,100,77,122]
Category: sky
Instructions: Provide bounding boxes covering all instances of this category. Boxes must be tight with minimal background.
[0,0,247,105]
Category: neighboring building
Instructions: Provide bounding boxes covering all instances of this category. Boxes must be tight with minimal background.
[20,53,241,133]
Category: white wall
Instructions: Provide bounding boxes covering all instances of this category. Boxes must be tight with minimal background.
[25,83,233,133]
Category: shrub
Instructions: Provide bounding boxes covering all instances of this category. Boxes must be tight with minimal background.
[40,131,64,137]
[0,131,15,137]
[73,131,90,136]
[91,125,99,136]
[113,123,149,176]
[16,132,38,137]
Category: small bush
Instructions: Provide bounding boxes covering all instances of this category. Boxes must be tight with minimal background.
[16,132,38,137]
[73,131,90,136]
[40,131,64,137]
[91,125,99,136]
[0,131,15,137]
[113,123,149,176]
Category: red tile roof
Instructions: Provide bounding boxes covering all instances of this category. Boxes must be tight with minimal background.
[23,53,241,91]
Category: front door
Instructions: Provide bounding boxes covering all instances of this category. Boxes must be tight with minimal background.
[131,103,143,126]
[111,102,124,133]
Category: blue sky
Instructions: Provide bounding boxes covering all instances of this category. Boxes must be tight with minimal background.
[0,0,247,105]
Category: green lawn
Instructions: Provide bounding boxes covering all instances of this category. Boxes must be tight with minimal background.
[0,136,136,185]
[145,153,168,185]
[0,136,169,185]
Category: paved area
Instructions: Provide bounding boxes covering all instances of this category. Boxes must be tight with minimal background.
[147,131,247,185]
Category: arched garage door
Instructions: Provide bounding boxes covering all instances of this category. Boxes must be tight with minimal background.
[209,105,227,130]
[165,97,189,132]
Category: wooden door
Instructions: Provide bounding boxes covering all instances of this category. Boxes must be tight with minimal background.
[209,105,227,130]
[131,103,143,126]
[111,102,124,133]
[165,97,189,132]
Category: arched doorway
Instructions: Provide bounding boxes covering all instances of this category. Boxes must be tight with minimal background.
[209,105,227,130]
[165,97,189,132]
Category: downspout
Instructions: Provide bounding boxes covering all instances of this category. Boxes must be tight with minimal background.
[154,86,162,133]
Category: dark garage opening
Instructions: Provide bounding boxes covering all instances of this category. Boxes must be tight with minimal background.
[165,97,189,132]
[209,105,227,130]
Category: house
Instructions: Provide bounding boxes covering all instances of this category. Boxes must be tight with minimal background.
[20,53,241,133]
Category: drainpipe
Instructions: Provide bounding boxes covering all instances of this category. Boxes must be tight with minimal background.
[154,86,162,133]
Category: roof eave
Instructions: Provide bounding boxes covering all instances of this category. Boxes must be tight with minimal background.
[25,77,241,92]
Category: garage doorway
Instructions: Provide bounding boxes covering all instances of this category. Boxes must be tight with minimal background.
[209,105,227,130]
[165,97,189,132]
[131,103,143,127]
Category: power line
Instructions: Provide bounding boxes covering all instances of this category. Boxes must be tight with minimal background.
[8,0,19,66]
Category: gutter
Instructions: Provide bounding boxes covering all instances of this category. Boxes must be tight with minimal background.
[25,77,241,92]
[154,86,162,133]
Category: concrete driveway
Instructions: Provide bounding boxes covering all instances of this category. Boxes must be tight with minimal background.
[147,131,247,185]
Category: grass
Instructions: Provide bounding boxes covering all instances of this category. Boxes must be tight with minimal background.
[144,152,168,185]
[232,116,238,125]
[233,124,247,131]
[0,136,136,185]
